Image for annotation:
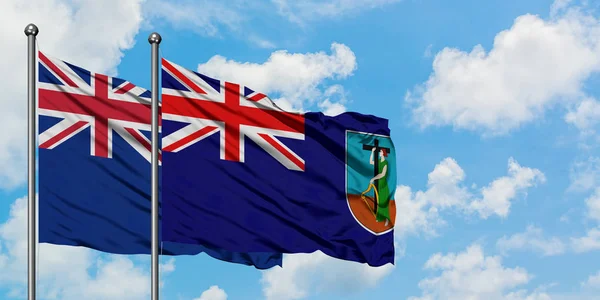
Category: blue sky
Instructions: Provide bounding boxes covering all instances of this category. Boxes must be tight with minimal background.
[1,0,600,299]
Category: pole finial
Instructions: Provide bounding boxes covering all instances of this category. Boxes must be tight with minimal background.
[24,23,39,36]
[148,32,162,44]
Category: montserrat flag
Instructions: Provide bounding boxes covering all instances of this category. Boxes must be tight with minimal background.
[160,58,396,266]
[36,51,282,269]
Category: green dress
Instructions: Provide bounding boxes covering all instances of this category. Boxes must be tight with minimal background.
[376,160,390,222]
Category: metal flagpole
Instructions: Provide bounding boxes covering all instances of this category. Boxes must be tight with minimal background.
[24,23,39,300]
[148,32,162,300]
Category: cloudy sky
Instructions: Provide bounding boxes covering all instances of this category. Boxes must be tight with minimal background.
[1,0,600,299]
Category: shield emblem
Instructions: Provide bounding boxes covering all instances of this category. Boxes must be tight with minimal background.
[345,130,396,235]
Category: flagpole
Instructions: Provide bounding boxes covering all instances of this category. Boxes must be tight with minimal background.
[148,32,162,300]
[24,23,39,300]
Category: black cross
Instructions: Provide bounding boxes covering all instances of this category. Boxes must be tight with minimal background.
[362,139,390,214]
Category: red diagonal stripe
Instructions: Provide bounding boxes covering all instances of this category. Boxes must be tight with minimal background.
[162,58,207,94]
[248,93,267,101]
[125,128,162,161]
[258,133,305,171]
[38,52,78,87]
[115,82,136,94]
[39,121,88,149]
[163,126,218,152]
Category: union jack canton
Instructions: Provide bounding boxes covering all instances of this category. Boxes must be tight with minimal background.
[160,58,305,171]
[37,51,159,163]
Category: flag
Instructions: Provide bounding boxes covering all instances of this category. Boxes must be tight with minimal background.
[37,51,282,269]
[160,58,396,266]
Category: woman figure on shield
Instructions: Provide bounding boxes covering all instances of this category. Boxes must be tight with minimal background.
[369,147,391,226]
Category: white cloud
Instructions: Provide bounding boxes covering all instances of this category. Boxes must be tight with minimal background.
[194,285,228,300]
[395,157,545,238]
[504,289,552,300]
[272,0,401,25]
[560,208,577,223]
[406,3,600,135]
[394,184,444,238]
[160,257,176,273]
[409,244,542,300]
[584,188,600,222]
[248,35,278,49]
[551,0,574,17]
[72,256,150,299]
[422,157,470,208]
[260,251,394,300]
[318,99,346,116]
[581,270,600,289]
[571,228,600,253]
[565,97,600,134]
[568,157,600,193]
[197,43,357,112]
[0,0,145,189]
[143,0,243,37]
[570,185,600,253]
[143,0,278,48]
[496,225,566,256]
[468,158,546,219]
[317,85,348,116]
[0,196,160,299]
[393,157,467,238]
